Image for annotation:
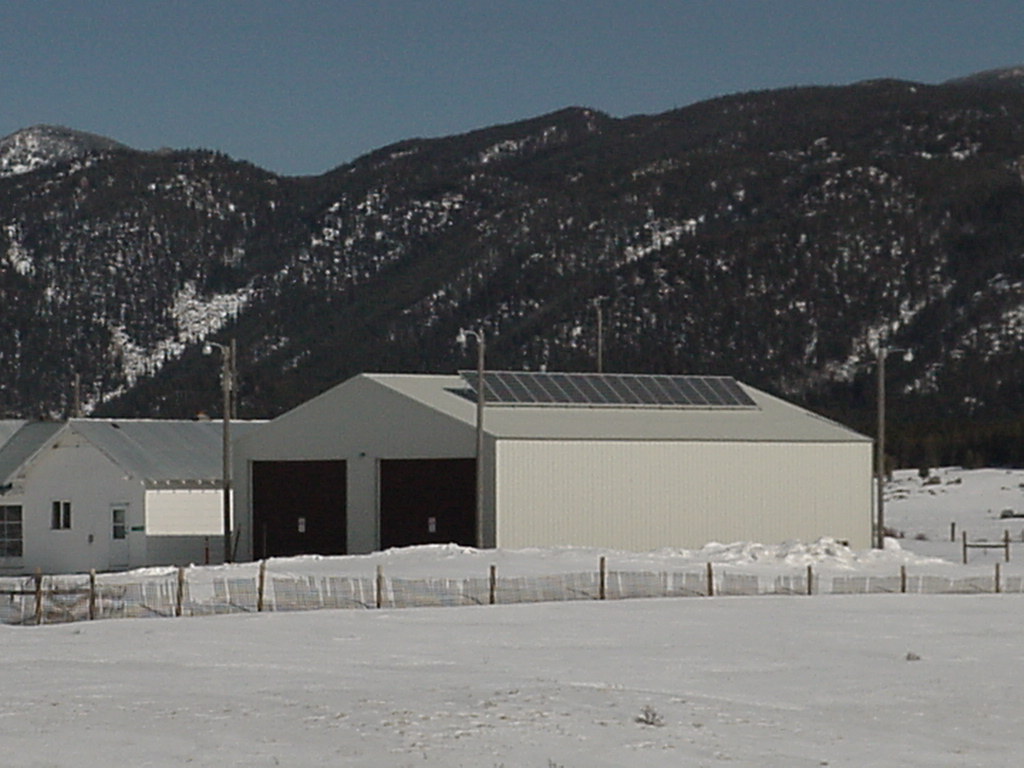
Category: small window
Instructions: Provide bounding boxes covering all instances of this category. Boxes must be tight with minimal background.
[0,505,23,558]
[112,508,127,540]
[51,500,71,530]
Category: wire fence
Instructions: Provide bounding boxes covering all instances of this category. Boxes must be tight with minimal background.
[1,557,1020,626]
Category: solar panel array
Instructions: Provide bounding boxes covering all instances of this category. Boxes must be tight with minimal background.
[458,371,757,409]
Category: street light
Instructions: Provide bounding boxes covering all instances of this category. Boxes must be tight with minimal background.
[203,339,235,563]
[456,327,486,549]
[875,341,912,550]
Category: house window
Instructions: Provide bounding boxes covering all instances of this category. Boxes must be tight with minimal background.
[112,508,127,540]
[51,500,71,530]
[0,505,23,558]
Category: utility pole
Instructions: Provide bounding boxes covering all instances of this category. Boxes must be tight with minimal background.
[457,328,486,549]
[875,341,912,549]
[72,372,82,418]
[591,296,607,373]
[204,340,235,563]
[876,344,886,550]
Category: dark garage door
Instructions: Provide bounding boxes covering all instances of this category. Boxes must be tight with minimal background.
[252,460,346,558]
[379,458,475,549]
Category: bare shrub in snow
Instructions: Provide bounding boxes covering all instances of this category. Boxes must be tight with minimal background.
[636,705,665,726]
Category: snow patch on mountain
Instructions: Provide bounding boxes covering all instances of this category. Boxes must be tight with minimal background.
[94,282,254,411]
[0,124,129,178]
[3,223,33,275]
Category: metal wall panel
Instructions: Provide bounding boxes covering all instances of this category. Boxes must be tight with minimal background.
[495,440,872,550]
[145,489,224,536]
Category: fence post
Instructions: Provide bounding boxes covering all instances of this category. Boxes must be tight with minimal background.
[599,556,606,600]
[962,531,968,565]
[900,564,907,594]
[706,562,714,597]
[375,565,384,609]
[257,559,267,612]
[995,562,1002,594]
[1004,530,1011,563]
[489,564,496,605]
[950,521,956,542]
[806,565,813,596]
[175,566,185,617]
[34,568,43,625]
[88,569,96,621]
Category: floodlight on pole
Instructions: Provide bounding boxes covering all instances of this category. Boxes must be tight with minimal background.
[204,339,235,563]
[457,327,486,549]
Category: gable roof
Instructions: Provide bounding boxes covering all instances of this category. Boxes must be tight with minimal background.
[0,419,265,490]
[69,419,265,487]
[0,421,64,488]
[358,373,870,443]
[0,420,28,446]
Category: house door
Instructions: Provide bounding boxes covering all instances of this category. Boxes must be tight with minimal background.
[110,505,129,569]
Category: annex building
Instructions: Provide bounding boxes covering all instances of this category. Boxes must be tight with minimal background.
[0,419,262,575]
[233,371,872,559]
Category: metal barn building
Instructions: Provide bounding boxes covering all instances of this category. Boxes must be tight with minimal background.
[233,372,872,559]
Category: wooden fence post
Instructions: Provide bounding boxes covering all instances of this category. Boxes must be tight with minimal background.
[34,569,43,625]
[257,559,267,612]
[599,556,606,600]
[375,565,384,609]
[950,521,956,543]
[900,564,907,594]
[806,565,813,596]
[962,531,968,565]
[88,569,96,621]
[489,564,496,605]
[175,566,185,617]
[1004,530,1011,563]
[706,562,714,597]
[995,562,1002,594]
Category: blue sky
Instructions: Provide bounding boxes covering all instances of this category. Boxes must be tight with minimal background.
[3,1,1022,176]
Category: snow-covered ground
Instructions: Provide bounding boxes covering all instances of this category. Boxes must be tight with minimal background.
[885,466,1024,562]
[4,468,1024,767]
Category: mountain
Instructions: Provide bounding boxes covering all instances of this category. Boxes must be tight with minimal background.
[945,65,1024,93]
[0,125,130,178]
[4,70,1024,468]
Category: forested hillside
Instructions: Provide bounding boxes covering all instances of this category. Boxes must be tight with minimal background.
[4,72,1024,467]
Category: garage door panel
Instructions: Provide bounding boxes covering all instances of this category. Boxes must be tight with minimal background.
[379,459,475,549]
[252,460,346,557]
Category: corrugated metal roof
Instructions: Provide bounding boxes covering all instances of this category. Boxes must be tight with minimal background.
[363,374,870,443]
[0,420,27,446]
[0,421,64,486]
[1,419,266,488]
[69,419,265,486]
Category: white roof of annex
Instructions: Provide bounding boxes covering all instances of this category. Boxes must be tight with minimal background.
[346,373,871,443]
[0,419,265,489]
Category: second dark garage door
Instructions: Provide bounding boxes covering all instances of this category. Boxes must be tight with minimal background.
[379,458,475,549]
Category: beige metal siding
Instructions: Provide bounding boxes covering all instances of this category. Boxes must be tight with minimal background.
[495,440,871,550]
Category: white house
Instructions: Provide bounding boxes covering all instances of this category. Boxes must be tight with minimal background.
[233,371,873,560]
[0,419,262,575]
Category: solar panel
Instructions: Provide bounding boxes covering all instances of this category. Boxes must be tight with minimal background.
[458,371,758,409]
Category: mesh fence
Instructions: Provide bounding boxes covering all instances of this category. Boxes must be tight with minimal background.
[2,560,1022,626]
